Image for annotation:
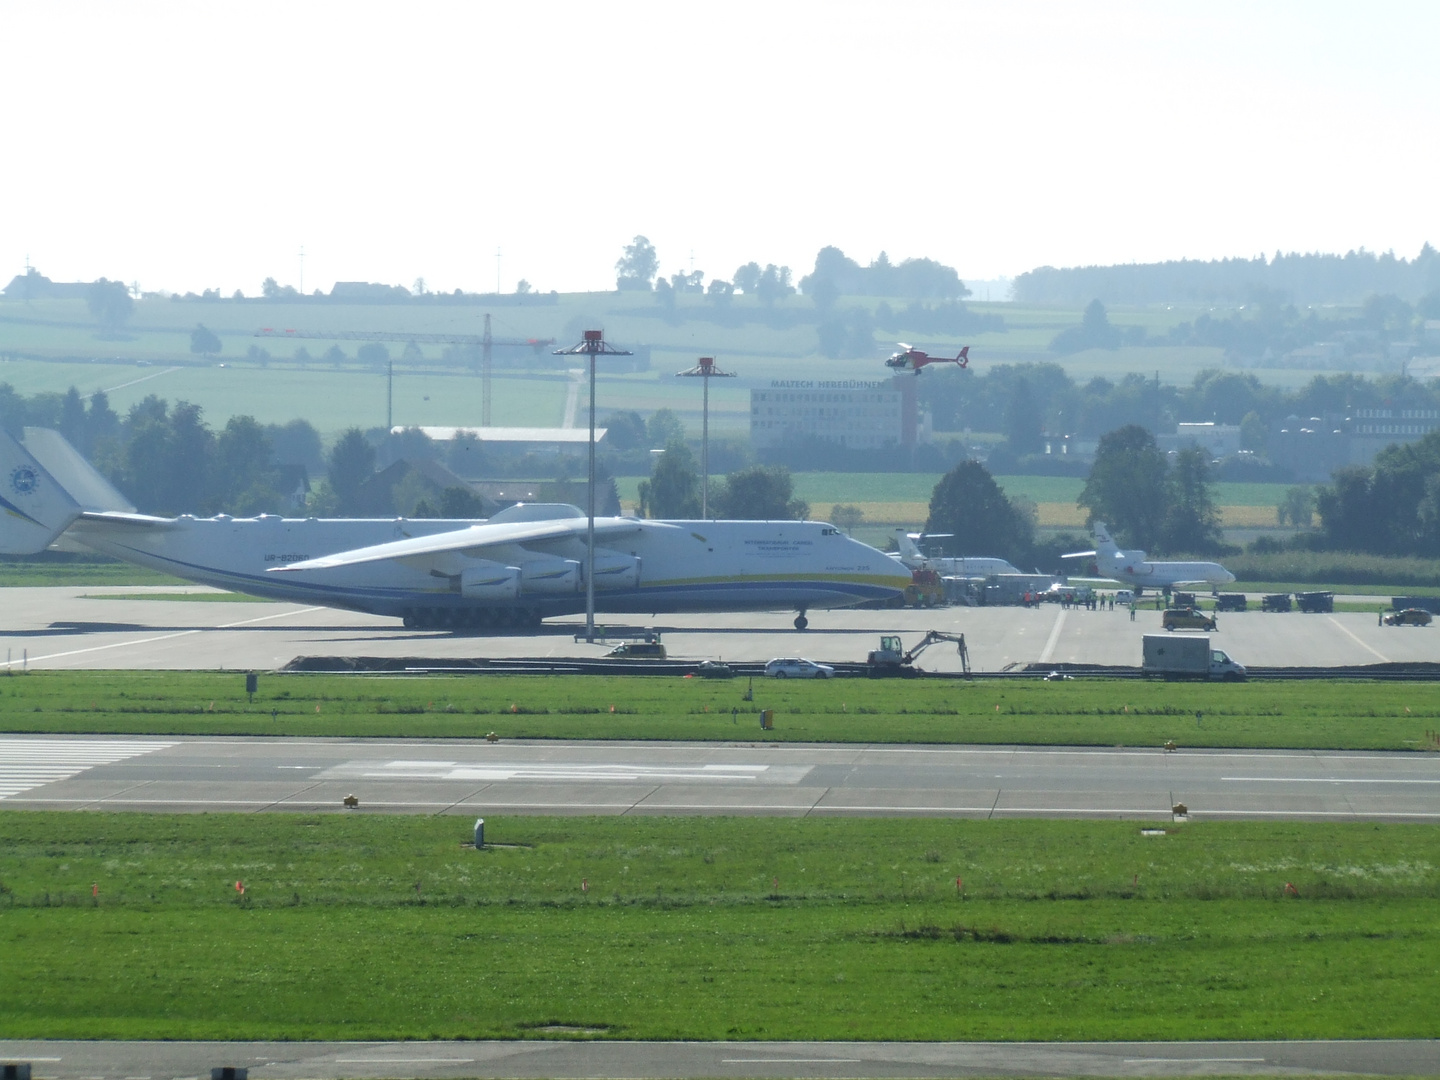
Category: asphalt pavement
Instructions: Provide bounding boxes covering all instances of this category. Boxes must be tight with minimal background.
[2,1037,1438,1078]
[0,586,1434,672]
[3,735,1438,820]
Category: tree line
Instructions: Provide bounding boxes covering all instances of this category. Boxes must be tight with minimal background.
[1014,245,1440,306]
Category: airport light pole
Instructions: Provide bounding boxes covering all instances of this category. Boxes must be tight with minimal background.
[554,329,631,642]
[676,356,735,519]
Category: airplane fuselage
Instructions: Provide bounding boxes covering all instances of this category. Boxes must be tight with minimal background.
[65,512,910,624]
[1099,554,1235,590]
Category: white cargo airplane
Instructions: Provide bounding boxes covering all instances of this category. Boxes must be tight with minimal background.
[0,428,911,631]
[891,529,1022,577]
[1061,521,1234,594]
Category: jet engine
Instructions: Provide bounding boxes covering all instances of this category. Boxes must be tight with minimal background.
[591,550,641,590]
[518,557,581,594]
[460,561,521,600]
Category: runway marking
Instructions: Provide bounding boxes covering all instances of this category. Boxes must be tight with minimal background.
[1327,615,1390,662]
[1038,609,1067,664]
[334,1058,476,1064]
[1223,776,1440,784]
[0,739,176,800]
[723,1059,863,1064]
[346,761,807,783]
[1124,1058,1265,1064]
[0,606,324,668]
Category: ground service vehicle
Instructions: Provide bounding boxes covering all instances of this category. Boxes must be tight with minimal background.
[607,641,667,659]
[1216,593,1248,611]
[1143,634,1246,681]
[1384,608,1434,626]
[1262,593,1293,612]
[903,568,944,607]
[764,658,835,679]
[1296,591,1334,613]
[1169,592,1198,608]
[1162,606,1218,631]
[866,631,971,677]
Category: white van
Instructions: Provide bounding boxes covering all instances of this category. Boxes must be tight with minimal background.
[1115,590,1135,605]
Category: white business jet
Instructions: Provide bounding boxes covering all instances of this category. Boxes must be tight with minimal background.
[1,428,911,631]
[1061,521,1234,595]
[891,529,1022,577]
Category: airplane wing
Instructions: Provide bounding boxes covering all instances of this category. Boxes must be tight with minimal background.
[270,516,656,572]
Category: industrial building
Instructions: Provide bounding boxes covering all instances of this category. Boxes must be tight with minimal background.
[750,377,918,450]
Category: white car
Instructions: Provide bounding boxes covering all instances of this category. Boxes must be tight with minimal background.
[764,657,835,679]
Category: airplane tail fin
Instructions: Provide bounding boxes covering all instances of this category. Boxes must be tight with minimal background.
[21,428,135,513]
[893,528,923,563]
[0,428,83,554]
[956,346,969,367]
[1092,521,1119,554]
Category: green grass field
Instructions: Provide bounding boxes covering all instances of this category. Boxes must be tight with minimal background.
[4,672,1439,751]
[0,561,185,587]
[0,812,1434,1042]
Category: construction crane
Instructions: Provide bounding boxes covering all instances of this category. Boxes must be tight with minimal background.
[255,323,556,428]
[866,631,971,678]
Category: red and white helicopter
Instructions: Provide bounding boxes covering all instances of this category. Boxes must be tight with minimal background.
[884,343,970,374]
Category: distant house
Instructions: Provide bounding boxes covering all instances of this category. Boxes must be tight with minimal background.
[328,281,412,303]
[395,426,609,455]
[2,269,91,300]
[355,458,497,517]
[1157,422,1241,459]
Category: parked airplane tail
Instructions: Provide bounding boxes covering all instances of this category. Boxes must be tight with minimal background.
[20,427,135,513]
[893,528,923,562]
[0,428,83,554]
[1091,521,1119,554]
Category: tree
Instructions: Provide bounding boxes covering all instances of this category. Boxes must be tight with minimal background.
[754,264,794,305]
[616,235,659,291]
[261,277,299,300]
[829,504,864,535]
[637,440,701,518]
[211,415,278,511]
[601,410,647,451]
[1003,376,1044,456]
[646,408,686,448]
[1050,299,1122,353]
[924,460,1034,561]
[87,278,133,330]
[1240,410,1268,452]
[1077,424,1169,551]
[1160,446,1222,553]
[327,428,376,514]
[438,485,485,518]
[705,279,734,306]
[357,342,389,369]
[711,465,808,520]
[190,324,222,357]
[1277,485,1314,528]
[732,262,761,294]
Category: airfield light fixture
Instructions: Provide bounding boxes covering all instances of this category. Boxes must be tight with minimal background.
[554,329,632,643]
[676,356,735,518]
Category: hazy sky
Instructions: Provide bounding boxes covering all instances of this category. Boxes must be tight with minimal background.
[3,1,1437,296]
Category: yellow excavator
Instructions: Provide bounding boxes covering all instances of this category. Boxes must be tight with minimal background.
[866,631,970,678]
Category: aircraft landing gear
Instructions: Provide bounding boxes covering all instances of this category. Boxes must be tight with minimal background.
[794,612,809,631]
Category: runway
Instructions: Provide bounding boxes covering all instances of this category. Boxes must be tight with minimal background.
[2,1037,1438,1078]
[0,586,1434,672]
[3,734,1437,820]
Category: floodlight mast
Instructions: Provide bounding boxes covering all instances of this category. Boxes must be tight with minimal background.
[676,356,735,518]
[553,329,632,642]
